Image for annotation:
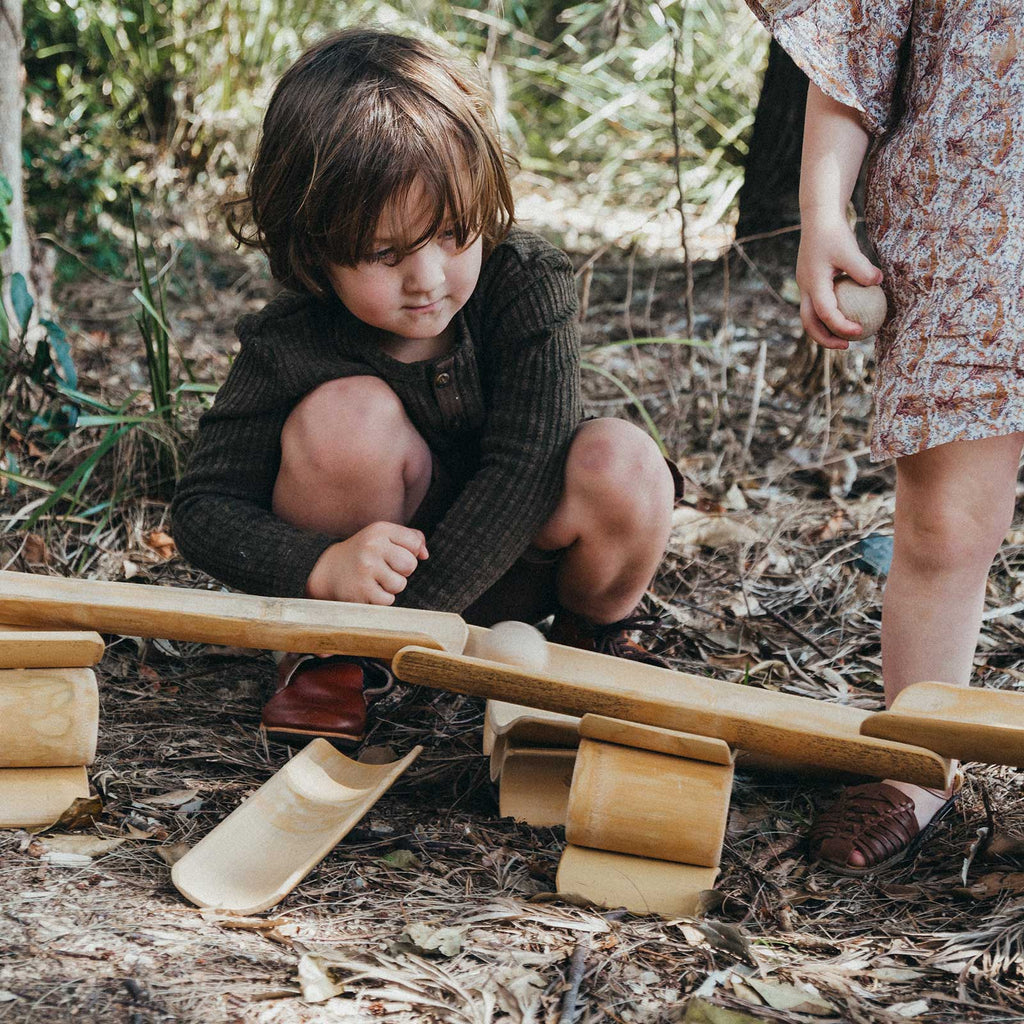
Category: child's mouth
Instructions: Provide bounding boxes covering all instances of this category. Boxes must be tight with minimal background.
[406,299,443,314]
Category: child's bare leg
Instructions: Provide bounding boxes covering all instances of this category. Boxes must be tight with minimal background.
[842,432,1023,867]
[533,418,674,623]
[272,376,432,535]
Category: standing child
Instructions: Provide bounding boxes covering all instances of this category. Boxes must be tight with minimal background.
[746,2,1024,872]
[172,29,677,746]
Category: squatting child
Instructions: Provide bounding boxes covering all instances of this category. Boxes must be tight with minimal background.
[172,29,678,746]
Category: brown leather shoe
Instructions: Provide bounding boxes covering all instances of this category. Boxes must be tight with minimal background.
[261,654,393,748]
[547,609,670,667]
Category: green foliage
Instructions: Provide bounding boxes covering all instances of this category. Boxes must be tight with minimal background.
[0,173,80,497]
[22,0,765,265]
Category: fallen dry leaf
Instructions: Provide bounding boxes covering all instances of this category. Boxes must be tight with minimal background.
[296,952,347,1003]
[156,843,191,866]
[22,533,49,564]
[958,871,1024,900]
[143,787,200,808]
[36,794,103,833]
[39,834,125,858]
[144,529,177,560]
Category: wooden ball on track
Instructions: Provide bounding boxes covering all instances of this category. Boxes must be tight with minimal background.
[476,621,549,672]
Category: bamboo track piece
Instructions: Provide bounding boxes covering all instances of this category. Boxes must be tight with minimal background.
[566,738,733,867]
[860,681,1024,768]
[486,700,579,781]
[482,699,579,757]
[0,766,90,828]
[0,668,98,767]
[497,748,577,827]
[172,740,421,914]
[0,629,104,668]
[556,845,718,919]
[579,715,734,765]
[0,570,467,658]
[392,644,953,788]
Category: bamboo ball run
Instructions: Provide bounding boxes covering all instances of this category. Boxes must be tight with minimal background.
[834,276,888,339]
[477,620,550,672]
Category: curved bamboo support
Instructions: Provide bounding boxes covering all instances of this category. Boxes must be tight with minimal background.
[497,747,576,827]
[566,738,733,867]
[0,628,104,668]
[556,845,717,918]
[0,668,98,767]
[0,766,90,828]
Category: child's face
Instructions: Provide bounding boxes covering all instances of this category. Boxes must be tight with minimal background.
[326,182,483,344]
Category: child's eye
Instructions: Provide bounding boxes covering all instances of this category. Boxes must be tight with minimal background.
[366,248,400,267]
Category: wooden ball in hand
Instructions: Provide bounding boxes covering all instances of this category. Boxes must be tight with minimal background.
[834,277,887,339]
[476,620,549,672]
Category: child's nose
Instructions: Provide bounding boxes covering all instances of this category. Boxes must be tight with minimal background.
[404,244,446,293]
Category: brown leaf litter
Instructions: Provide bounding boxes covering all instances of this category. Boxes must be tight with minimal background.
[1,241,1024,1023]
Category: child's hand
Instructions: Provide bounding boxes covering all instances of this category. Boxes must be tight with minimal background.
[305,522,429,604]
[796,213,883,350]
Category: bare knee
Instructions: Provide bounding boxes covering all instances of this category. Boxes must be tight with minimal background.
[564,419,673,531]
[279,376,426,483]
[897,501,1013,577]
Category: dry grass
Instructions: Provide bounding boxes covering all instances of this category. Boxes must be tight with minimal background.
[1,218,1024,1024]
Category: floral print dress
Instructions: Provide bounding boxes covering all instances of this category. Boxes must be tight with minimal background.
[747,1,1024,460]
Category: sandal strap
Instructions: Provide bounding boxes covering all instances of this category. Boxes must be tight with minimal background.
[809,782,920,869]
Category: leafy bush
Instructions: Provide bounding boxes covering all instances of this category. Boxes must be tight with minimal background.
[22,0,765,265]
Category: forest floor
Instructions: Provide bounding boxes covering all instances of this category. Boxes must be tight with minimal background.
[1,200,1024,1024]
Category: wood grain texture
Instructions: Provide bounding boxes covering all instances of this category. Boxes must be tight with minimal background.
[0,629,105,668]
[556,845,718,918]
[172,740,421,914]
[0,570,468,658]
[497,748,576,827]
[0,668,98,767]
[0,766,90,827]
[392,644,954,788]
[566,738,732,866]
[579,715,734,764]
[860,681,1024,767]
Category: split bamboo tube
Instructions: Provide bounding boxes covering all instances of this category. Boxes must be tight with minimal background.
[0,766,90,828]
[395,641,954,788]
[566,738,733,867]
[0,570,468,658]
[861,681,1024,767]
[556,845,718,918]
[173,739,421,914]
[0,668,98,767]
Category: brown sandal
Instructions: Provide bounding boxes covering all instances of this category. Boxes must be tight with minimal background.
[808,781,961,876]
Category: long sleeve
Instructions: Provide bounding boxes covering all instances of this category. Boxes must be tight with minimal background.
[171,301,361,598]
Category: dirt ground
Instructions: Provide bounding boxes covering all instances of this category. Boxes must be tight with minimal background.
[2,221,1024,1024]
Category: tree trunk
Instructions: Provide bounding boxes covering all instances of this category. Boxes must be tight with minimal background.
[736,39,808,241]
[0,0,30,289]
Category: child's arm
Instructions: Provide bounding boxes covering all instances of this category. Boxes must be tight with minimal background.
[173,323,425,601]
[796,83,884,350]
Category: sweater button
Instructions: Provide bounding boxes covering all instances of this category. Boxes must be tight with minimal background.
[435,372,451,387]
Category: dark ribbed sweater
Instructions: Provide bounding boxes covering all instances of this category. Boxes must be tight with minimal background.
[171,227,582,611]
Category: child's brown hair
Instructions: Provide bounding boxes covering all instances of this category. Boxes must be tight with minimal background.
[229,29,515,298]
